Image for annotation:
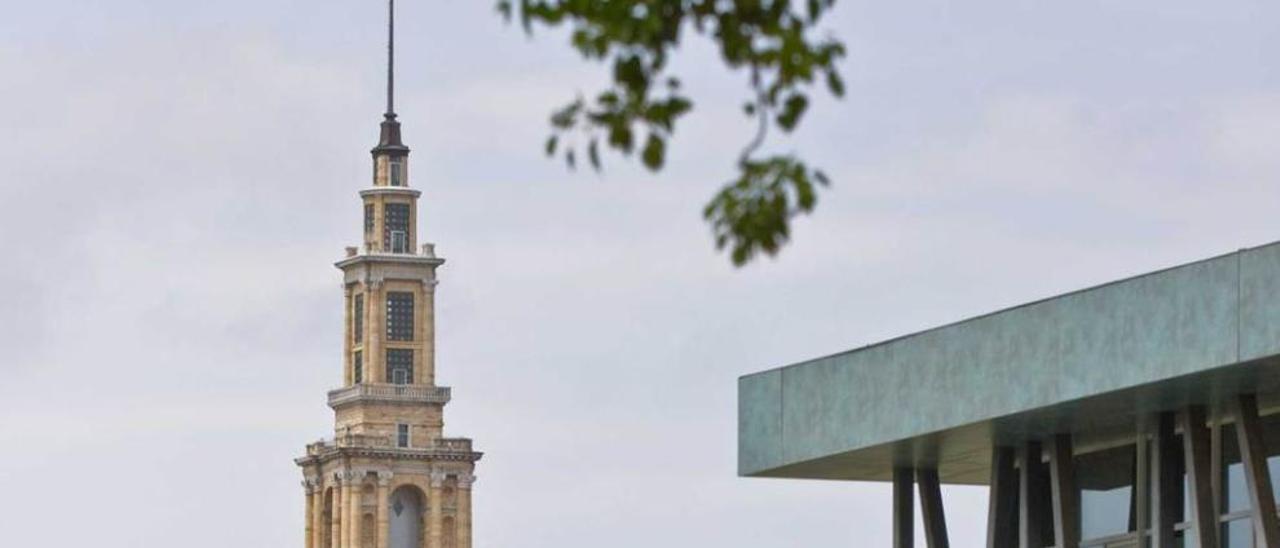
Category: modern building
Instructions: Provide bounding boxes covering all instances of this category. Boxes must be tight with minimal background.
[295,3,481,548]
[739,242,1280,548]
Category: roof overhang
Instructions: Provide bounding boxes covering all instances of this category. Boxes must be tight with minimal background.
[739,241,1280,484]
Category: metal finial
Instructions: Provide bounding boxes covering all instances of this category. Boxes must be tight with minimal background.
[387,0,395,115]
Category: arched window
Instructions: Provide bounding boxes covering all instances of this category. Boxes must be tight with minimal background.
[388,485,426,548]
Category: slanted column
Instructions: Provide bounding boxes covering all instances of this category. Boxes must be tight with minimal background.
[893,467,914,548]
[987,447,1018,548]
[1232,394,1280,546]
[1151,413,1179,548]
[457,474,475,548]
[916,468,949,548]
[429,471,446,548]
[377,472,393,548]
[1181,406,1219,548]
[1048,434,1080,548]
[1019,441,1048,548]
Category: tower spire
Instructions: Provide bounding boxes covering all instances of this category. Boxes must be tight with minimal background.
[387,0,395,116]
[373,0,408,154]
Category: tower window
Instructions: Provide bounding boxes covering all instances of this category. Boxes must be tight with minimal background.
[363,204,374,234]
[353,350,363,384]
[390,159,404,187]
[383,203,410,253]
[386,292,415,341]
[387,349,414,385]
[353,294,364,346]
[397,423,410,448]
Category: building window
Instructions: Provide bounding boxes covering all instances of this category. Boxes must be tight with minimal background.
[386,292,415,341]
[383,203,410,253]
[364,204,374,234]
[390,159,404,187]
[397,423,410,448]
[353,294,364,345]
[1078,443,1137,541]
[352,351,363,384]
[387,349,413,385]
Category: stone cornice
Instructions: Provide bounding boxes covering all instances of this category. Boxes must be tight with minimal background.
[359,187,422,199]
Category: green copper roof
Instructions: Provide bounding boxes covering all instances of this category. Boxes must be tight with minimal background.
[739,241,1280,484]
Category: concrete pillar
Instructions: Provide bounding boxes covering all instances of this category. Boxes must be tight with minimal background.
[457,475,474,548]
[428,472,445,548]
[376,472,392,548]
[422,279,437,385]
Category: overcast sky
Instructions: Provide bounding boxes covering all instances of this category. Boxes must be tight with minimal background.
[2,1,1279,546]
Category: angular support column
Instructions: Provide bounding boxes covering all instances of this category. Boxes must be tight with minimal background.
[1232,394,1280,546]
[1181,406,1219,548]
[1019,441,1047,548]
[894,467,915,548]
[1151,413,1180,548]
[987,447,1018,548]
[917,468,950,548]
[1048,434,1080,548]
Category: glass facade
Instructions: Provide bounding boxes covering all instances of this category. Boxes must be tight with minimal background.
[1079,445,1137,540]
[383,203,410,252]
[353,294,364,345]
[386,292,415,341]
[1070,414,1280,548]
[387,349,413,385]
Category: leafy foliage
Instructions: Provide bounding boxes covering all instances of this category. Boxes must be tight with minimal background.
[497,0,845,265]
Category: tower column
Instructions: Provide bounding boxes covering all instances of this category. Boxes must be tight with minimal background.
[458,475,475,548]
[331,474,343,548]
[376,472,393,548]
[350,474,364,548]
[311,483,325,548]
[428,472,445,548]
[304,479,316,548]
[369,281,385,383]
[343,285,354,385]
[341,473,355,548]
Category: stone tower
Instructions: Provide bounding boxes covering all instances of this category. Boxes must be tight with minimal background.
[296,2,481,547]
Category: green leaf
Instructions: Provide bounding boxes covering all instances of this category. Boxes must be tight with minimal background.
[641,134,665,170]
[544,135,558,156]
[588,139,601,170]
[777,94,809,131]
